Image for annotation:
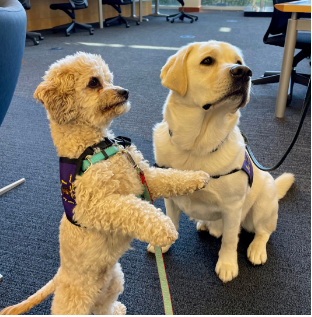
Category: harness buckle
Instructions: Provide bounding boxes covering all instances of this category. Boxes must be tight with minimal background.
[84,155,93,173]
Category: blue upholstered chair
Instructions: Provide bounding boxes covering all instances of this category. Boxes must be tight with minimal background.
[0,0,26,195]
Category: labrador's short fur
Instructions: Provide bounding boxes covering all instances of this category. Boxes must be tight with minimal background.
[0,52,210,315]
[148,41,294,283]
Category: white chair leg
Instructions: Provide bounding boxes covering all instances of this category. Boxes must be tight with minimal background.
[0,178,25,196]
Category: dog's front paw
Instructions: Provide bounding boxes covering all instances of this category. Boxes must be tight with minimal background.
[149,218,178,247]
[215,259,238,283]
[112,301,126,315]
[247,240,267,265]
[147,243,172,254]
[192,171,210,191]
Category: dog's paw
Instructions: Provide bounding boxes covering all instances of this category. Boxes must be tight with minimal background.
[147,243,172,254]
[215,259,238,283]
[112,301,126,315]
[196,220,223,238]
[149,228,178,248]
[247,240,267,265]
[196,220,210,232]
[193,171,210,191]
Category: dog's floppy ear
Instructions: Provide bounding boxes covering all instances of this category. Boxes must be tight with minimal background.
[34,73,77,125]
[160,45,193,97]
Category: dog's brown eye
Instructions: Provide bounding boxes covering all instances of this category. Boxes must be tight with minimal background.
[237,61,242,65]
[88,77,101,88]
[201,57,213,66]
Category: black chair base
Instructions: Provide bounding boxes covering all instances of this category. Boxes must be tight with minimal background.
[104,14,130,28]
[26,31,44,45]
[166,8,198,23]
[252,69,310,106]
[52,21,94,36]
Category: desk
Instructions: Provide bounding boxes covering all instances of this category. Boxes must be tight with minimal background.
[26,0,152,31]
[274,0,311,118]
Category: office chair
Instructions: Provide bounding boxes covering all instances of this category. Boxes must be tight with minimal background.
[102,0,135,28]
[50,0,94,36]
[19,0,44,45]
[166,0,198,23]
[0,0,26,196]
[252,0,311,106]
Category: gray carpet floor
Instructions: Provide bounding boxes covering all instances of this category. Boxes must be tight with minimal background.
[0,9,310,315]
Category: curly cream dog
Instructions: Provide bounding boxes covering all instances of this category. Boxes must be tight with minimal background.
[148,41,294,283]
[0,52,209,315]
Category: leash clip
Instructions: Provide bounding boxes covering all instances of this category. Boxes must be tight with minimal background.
[119,149,140,171]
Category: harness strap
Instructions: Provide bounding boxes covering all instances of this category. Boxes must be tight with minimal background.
[81,145,119,173]
[154,150,253,187]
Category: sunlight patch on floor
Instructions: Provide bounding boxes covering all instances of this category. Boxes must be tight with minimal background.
[65,42,180,50]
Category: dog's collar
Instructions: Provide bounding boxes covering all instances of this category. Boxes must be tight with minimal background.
[168,128,228,153]
[59,136,131,227]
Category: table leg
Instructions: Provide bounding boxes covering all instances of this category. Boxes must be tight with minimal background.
[98,0,103,28]
[150,0,168,17]
[128,0,149,23]
[275,13,298,118]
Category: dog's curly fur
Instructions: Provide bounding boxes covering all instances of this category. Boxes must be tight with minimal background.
[0,52,209,315]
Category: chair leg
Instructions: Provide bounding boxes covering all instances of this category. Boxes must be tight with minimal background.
[293,72,310,86]
[252,74,280,85]
[0,179,25,196]
[74,22,94,35]
[167,8,198,23]
[26,32,39,45]
[104,15,129,28]
[52,22,74,34]
[65,22,75,36]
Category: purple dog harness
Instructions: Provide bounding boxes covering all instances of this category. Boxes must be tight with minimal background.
[59,136,131,227]
[209,150,253,187]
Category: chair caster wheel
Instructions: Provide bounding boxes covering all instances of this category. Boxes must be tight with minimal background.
[104,23,109,27]
[195,17,198,21]
[171,19,174,23]
[166,17,169,21]
[89,28,94,35]
[34,40,39,45]
[190,19,194,23]
[66,32,70,36]
[126,24,130,28]
[136,21,140,25]
[39,36,44,40]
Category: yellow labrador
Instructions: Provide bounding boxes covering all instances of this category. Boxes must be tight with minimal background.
[148,41,294,283]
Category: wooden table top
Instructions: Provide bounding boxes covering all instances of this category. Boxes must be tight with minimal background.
[275,0,311,13]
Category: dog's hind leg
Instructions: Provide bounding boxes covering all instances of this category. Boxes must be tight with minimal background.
[92,263,126,315]
[51,281,98,315]
[197,219,223,238]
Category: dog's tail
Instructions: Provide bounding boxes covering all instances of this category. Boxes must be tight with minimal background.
[275,173,295,200]
[0,272,58,315]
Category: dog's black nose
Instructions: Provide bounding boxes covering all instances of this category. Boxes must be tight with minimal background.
[230,65,252,80]
[119,89,129,100]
